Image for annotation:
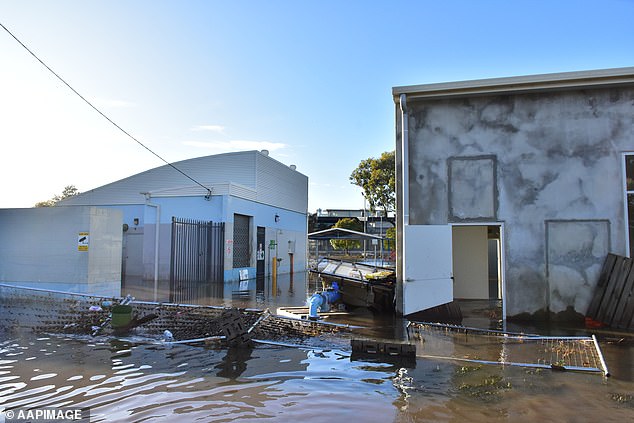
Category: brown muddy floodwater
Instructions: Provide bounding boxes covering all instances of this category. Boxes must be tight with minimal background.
[1,273,633,422]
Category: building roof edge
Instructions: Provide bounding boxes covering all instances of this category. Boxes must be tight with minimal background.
[392,67,634,100]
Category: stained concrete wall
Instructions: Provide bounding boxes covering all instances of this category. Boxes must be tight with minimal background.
[0,206,122,296]
[400,86,634,318]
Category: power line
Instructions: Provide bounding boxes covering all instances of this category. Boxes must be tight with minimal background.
[0,21,212,197]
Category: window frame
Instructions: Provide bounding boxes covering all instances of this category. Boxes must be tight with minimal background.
[623,153,634,257]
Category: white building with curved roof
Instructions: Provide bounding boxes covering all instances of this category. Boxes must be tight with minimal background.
[55,149,308,300]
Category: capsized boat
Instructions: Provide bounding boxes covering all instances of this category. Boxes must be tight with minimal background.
[310,257,395,313]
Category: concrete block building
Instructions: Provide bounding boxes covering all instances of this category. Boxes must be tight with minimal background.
[393,67,634,321]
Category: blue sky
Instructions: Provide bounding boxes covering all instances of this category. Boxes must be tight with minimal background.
[1,0,633,211]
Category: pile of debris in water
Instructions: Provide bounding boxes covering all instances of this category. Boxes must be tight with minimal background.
[0,284,612,377]
[0,284,353,349]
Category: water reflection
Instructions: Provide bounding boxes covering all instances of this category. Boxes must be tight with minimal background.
[0,332,401,422]
[1,326,634,422]
[2,272,634,422]
[215,347,253,380]
[122,272,317,310]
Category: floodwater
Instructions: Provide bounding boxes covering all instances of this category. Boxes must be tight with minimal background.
[1,273,633,422]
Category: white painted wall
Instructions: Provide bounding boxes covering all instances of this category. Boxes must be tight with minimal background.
[0,206,122,296]
[53,150,309,288]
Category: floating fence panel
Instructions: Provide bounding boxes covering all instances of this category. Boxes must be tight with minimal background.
[407,322,609,376]
[586,253,634,330]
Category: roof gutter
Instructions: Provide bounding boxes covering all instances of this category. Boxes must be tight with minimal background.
[392,66,634,101]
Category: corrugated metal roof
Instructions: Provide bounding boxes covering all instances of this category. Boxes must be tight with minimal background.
[256,152,308,213]
[60,151,307,212]
[149,182,257,201]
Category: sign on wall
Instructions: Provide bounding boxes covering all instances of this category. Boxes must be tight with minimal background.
[78,232,89,251]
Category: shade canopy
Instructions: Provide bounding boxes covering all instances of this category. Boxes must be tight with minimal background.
[308,227,384,241]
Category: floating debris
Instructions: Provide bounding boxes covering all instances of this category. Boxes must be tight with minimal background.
[0,283,355,350]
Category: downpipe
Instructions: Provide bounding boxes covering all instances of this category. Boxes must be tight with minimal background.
[399,94,409,316]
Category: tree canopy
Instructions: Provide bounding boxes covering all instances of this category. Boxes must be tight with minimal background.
[34,185,80,207]
[329,217,363,254]
[383,226,395,250]
[350,151,395,216]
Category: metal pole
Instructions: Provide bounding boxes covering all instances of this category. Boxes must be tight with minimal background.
[592,334,610,377]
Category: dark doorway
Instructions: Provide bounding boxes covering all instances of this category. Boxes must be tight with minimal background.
[256,226,266,295]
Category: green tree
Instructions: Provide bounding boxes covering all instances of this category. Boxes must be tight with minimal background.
[329,217,363,254]
[350,151,395,216]
[384,226,395,251]
[34,185,80,207]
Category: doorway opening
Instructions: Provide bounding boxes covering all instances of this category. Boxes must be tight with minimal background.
[451,224,505,326]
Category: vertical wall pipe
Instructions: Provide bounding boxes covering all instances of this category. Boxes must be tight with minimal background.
[400,94,409,227]
[399,94,409,315]
[144,197,161,302]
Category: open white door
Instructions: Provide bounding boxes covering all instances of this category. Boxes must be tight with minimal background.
[403,225,453,315]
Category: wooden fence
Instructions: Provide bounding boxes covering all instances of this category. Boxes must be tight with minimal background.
[586,253,634,330]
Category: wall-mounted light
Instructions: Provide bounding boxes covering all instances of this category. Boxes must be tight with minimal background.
[133,218,139,226]
[274,214,280,223]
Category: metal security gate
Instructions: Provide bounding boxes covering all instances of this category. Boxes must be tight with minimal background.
[233,214,251,268]
[256,226,265,279]
[170,217,224,303]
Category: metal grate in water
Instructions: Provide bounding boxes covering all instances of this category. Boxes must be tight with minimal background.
[533,336,606,372]
[407,322,609,376]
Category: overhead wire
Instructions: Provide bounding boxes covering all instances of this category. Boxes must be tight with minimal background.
[0,21,212,197]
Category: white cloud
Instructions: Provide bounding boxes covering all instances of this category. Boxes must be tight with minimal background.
[183,139,287,153]
[190,125,225,133]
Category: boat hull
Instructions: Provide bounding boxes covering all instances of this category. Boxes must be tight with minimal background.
[310,258,395,313]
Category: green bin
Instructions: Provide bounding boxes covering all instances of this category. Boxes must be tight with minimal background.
[111,305,133,328]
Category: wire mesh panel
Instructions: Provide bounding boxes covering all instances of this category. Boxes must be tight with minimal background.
[521,336,607,373]
[407,322,609,376]
[170,218,224,303]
